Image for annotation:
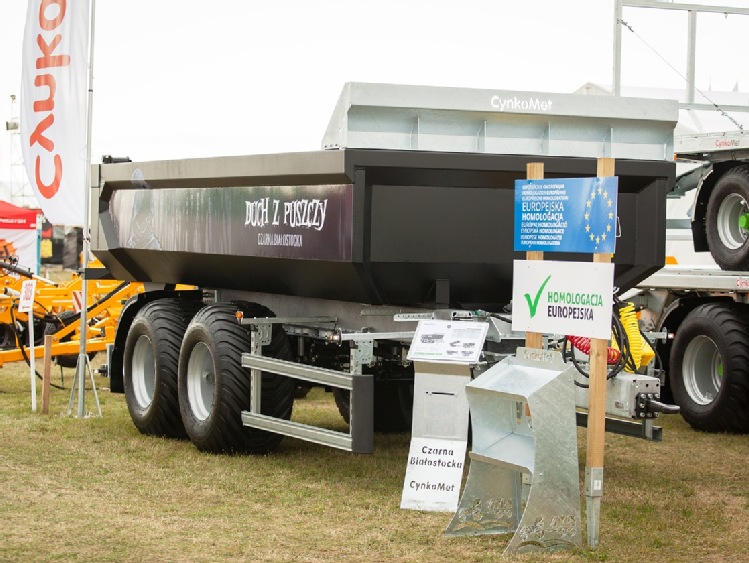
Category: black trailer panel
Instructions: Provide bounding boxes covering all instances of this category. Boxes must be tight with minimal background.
[93,149,673,308]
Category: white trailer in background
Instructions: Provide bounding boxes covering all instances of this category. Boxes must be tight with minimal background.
[610,1,749,433]
[630,131,749,433]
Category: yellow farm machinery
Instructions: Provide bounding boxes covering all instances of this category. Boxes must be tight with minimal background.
[0,258,143,371]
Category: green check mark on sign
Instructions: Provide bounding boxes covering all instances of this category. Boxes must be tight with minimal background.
[524,275,551,318]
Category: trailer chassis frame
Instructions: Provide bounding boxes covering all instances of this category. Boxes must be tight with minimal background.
[239,317,415,453]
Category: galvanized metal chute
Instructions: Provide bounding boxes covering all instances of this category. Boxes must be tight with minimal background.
[444,348,582,554]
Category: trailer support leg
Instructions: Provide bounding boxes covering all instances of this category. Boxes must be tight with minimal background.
[66,353,101,417]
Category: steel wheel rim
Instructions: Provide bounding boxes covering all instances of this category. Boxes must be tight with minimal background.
[131,335,156,409]
[187,342,214,421]
[717,193,749,249]
[682,335,722,406]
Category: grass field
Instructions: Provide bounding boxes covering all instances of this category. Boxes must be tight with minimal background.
[1,359,748,563]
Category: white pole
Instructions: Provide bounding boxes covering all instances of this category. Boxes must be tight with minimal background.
[28,314,36,412]
[613,0,622,97]
[19,279,37,411]
[73,0,96,417]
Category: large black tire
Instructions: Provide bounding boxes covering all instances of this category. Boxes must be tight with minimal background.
[177,302,294,454]
[334,373,413,433]
[123,298,204,438]
[669,302,749,432]
[706,167,749,270]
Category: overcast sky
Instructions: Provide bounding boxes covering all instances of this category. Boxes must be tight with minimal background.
[2,0,749,197]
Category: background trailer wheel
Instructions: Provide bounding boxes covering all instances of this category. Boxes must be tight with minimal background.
[706,166,749,270]
[333,364,414,433]
[0,323,16,349]
[669,301,749,432]
[178,303,295,454]
[44,310,95,368]
[123,298,204,438]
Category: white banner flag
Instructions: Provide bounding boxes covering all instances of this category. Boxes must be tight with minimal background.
[20,0,90,226]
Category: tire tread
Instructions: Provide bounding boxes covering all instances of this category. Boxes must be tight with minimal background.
[706,166,749,270]
[670,301,749,432]
[124,298,204,437]
[179,303,294,454]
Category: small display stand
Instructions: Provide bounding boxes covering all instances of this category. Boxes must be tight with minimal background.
[399,362,471,512]
[401,319,488,512]
[444,347,582,554]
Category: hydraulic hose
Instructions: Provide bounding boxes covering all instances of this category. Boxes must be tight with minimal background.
[564,298,634,386]
[618,302,642,371]
[566,335,621,365]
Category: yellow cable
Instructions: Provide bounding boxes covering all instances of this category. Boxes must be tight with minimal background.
[618,302,654,371]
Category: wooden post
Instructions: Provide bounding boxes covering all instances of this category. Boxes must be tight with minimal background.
[525,162,544,350]
[585,157,615,548]
[41,335,53,415]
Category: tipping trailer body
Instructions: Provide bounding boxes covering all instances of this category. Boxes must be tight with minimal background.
[671,128,749,270]
[91,83,679,454]
[92,149,672,309]
[93,82,678,309]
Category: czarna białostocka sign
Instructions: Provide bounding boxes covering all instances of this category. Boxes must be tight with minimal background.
[21,0,90,226]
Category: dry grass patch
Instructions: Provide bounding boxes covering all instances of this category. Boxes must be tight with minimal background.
[1,360,748,562]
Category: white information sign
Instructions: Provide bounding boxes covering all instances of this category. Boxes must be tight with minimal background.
[401,368,470,512]
[18,279,36,313]
[511,259,614,339]
[407,320,488,364]
[400,438,467,512]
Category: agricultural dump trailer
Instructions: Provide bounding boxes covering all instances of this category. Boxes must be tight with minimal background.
[91,83,678,454]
